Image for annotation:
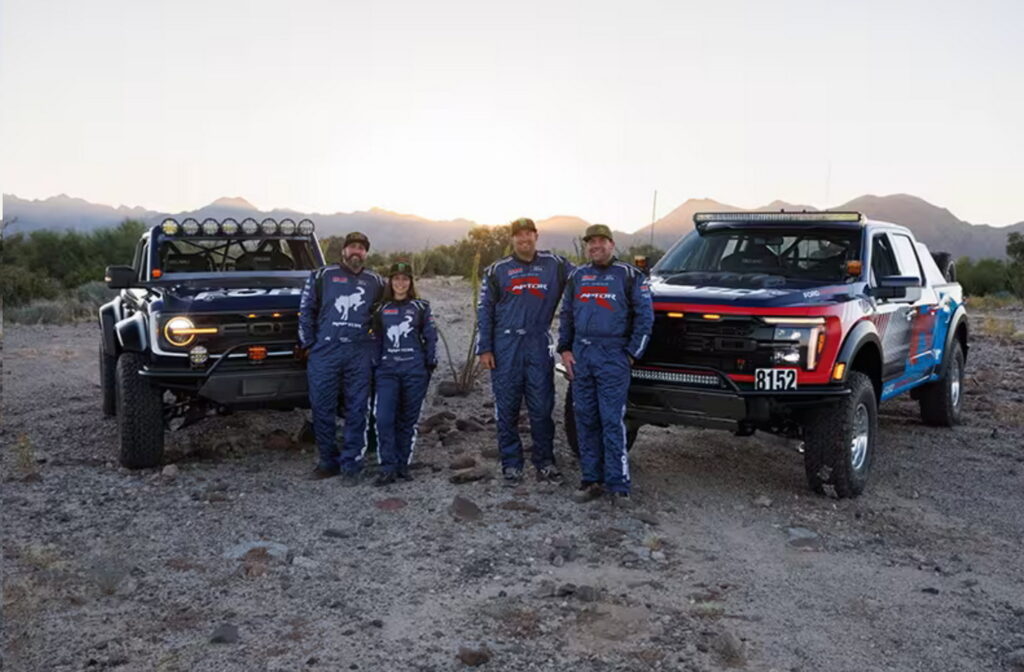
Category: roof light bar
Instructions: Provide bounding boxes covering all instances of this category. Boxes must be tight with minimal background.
[694,211,863,225]
[297,219,315,235]
[220,218,239,235]
[159,216,315,236]
[260,218,278,235]
[201,218,220,235]
[241,218,259,235]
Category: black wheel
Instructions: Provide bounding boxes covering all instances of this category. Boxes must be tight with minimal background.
[563,386,638,460]
[931,252,956,283]
[919,344,964,427]
[115,352,165,468]
[100,342,117,417]
[803,371,876,498]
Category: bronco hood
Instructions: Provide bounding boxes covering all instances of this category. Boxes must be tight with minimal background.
[152,273,308,314]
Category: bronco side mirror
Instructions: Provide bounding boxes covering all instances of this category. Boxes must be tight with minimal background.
[105,265,136,289]
[872,275,918,300]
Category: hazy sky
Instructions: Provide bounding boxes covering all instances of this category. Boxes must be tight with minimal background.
[2,0,1022,230]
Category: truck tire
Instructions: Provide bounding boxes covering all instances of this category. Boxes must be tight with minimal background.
[115,352,165,468]
[918,343,964,427]
[931,252,956,283]
[563,386,637,458]
[802,371,876,498]
[100,342,117,417]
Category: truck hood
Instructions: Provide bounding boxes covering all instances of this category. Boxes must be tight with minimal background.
[152,273,307,314]
[649,275,859,309]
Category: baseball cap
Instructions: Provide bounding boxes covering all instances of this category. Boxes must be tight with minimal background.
[510,217,537,235]
[343,231,370,250]
[389,261,414,277]
[582,224,614,242]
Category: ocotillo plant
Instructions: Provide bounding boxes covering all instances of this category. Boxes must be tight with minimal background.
[436,247,483,395]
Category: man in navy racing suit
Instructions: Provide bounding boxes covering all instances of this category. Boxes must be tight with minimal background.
[477,217,573,486]
[299,231,386,485]
[558,224,654,505]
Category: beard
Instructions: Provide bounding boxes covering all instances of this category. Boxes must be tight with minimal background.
[344,254,365,271]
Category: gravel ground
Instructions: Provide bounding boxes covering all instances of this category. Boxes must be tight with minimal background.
[3,280,1024,672]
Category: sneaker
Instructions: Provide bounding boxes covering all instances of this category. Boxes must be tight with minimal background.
[397,471,414,482]
[609,491,634,509]
[308,465,340,481]
[373,471,397,487]
[339,470,365,487]
[536,465,565,485]
[573,482,604,503]
[502,466,524,487]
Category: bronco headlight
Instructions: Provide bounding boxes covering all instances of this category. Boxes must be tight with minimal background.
[163,316,218,347]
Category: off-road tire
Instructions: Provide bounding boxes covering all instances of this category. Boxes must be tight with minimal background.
[100,342,117,417]
[931,252,956,283]
[563,386,637,459]
[803,371,876,498]
[919,344,964,427]
[115,352,165,468]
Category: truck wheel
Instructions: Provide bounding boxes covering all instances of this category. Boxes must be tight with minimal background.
[100,342,117,417]
[563,386,638,459]
[931,252,956,283]
[803,371,876,498]
[919,344,964,427]
[115,352,165,468]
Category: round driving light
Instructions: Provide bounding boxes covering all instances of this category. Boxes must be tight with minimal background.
[201,218,220,235]
[297,219,315,235]
[164,316,196,347]
[220,218,239,235]
[278,218,296,235]
[241,218,259,235]
[161,218,180,235]
[189,345,209,367]
[260,218,278,235]
[181,218,200,235]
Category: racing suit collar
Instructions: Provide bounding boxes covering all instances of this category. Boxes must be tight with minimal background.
[590,256,618,270]
[513,252,538,265]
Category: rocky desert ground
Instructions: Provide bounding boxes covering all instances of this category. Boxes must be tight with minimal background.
[2,278,1024,672]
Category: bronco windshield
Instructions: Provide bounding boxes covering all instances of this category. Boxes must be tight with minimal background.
[653,227,863,285]
[156,237,319,274]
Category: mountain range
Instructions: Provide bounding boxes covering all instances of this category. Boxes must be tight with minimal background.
[3,192,1022,260]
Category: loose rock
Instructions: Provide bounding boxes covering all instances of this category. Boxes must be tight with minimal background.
[375,497,407,512]
[161,464,179,479]
[456,418,485,432]
[223,541,291,563]
[786,527,821,550]
[450,466,490,484]
[210,623,239,644]
[457,646,491,667]
[450,495,483,522]
[449,455,478,470]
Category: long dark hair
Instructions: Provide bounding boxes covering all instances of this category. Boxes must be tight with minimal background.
[380,273,418,303]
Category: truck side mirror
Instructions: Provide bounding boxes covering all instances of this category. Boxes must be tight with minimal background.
[873,275,917,300]
[105,265,136,289]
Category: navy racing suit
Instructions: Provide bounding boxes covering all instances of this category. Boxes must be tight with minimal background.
[557,258,653,493]
[476,251,573,472]
[372,298,437,476]
[299,264,385,474]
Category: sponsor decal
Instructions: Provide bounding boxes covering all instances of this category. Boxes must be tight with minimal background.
[332,276,348,283]
[507,276,548,297]
[383,308,399,315]
[582,274,597,281]
[508,267,523,275]
[334,287,366,320]
[577,286,617,310]
[194,287,301,301]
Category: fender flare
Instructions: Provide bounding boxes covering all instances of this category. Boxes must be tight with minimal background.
[115,312,149,353]
[832,319,882,384]
[98,298,122,356]
[937,304,969,377]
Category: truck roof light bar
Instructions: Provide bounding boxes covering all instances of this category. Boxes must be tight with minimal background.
[693,211,863,233]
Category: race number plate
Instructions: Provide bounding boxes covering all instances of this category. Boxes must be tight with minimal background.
[754,368,797,391]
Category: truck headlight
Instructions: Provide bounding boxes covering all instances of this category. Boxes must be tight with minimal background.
[770,324,825,370]
[163,316,218,347]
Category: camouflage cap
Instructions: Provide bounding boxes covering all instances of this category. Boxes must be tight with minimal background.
[582,223,614,242]
[389,260,414,277]
[509,217,537,235]
[343,231,370,250]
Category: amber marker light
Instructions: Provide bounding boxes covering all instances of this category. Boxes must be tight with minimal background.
[667,312,684,318]
[272,312,282,318]
[832,363,846,380]
[151,269,163,278]
[248,345,268,361]
[702,314,722,320]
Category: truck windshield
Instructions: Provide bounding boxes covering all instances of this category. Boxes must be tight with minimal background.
[157,237,319,274]
[654,228,862,283]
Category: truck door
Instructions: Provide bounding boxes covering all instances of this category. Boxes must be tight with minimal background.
[869,233,911,385]
[890,233,939,381]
